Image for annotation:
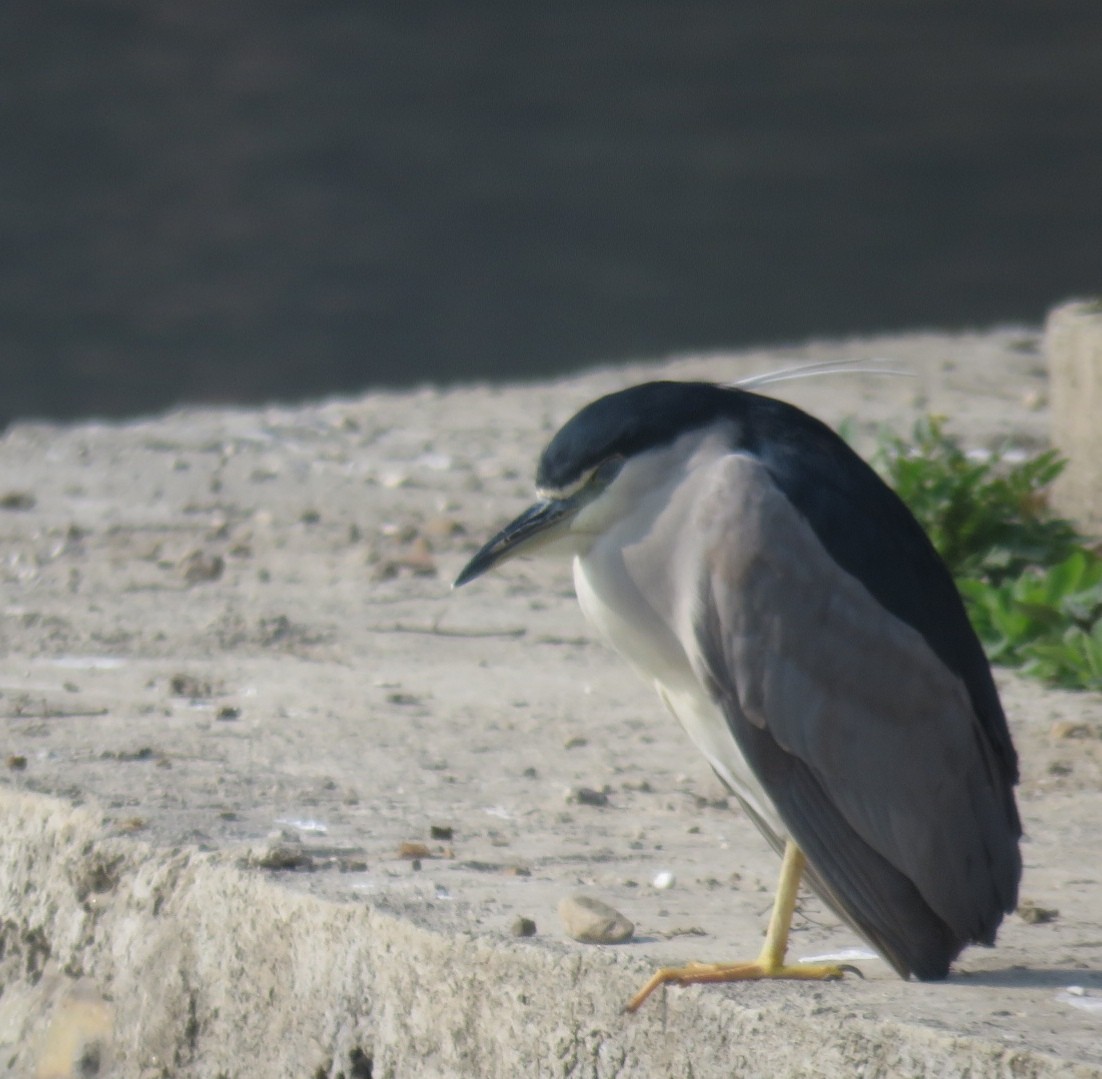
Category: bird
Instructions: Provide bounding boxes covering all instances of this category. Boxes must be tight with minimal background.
[453,379,1022,1010]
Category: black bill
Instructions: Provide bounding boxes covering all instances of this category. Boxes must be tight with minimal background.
[453,498,578,587]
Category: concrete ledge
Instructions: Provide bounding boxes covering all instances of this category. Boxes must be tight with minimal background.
[2,328,1101,1077]
[3,790,1099,1079]
[1047,299,1102,533]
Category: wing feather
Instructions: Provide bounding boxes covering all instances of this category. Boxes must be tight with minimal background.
[687,455,1021,977]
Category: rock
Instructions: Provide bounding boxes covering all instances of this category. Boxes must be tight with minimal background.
[0,491,35,510]
[252,842,314,871]
[511,916,537,938]
[181,549,225,583]
[169,673,214,698]
[558,894,634,944]
[1018,899,1060,925]
[564,786,609,806]
[422,516,465,541]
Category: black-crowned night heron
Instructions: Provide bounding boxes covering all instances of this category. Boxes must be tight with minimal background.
[454,380,1021,1010]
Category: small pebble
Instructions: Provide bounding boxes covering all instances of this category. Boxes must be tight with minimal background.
[253,843,314,871]
[1017,899,1059,925]
[170,673,212,699]
[565,786,609,807]
[0,491,35,510]
[661,925,707,939]
[511,916,537,938]
[181,550,225,584]
[422,516,465,541]
[558,894,635,944]
[652,871,676,890]
[694,794,729,810]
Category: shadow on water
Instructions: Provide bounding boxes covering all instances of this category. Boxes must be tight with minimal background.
[2,3,1102,424]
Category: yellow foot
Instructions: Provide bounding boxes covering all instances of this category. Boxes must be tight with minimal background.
[625,959,857,1013]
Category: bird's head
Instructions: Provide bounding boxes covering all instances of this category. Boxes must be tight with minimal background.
[454,381,744,587]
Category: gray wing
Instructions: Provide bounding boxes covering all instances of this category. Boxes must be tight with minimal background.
[686,455,1021,979]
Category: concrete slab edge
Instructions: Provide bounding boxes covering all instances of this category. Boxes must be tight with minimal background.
[1,789,1097,1079]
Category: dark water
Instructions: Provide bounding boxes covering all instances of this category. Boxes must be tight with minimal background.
[2,2,1101,425]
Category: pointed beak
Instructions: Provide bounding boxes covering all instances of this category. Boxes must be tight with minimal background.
[453,497,579,587]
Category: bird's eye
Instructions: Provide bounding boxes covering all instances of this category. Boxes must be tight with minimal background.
[537,455,624,502]
[591,454,625,488]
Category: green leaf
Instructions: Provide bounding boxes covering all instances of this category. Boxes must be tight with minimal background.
[867,415,1102,690]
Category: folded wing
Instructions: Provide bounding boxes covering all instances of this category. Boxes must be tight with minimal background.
[688,454,1021,979]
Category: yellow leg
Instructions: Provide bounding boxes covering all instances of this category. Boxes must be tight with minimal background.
[625,840,856,1012]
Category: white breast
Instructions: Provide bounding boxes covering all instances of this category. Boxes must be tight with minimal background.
[569,431,786,837]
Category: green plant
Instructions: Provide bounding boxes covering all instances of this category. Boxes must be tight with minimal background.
[871,416,1102,690]
[873,417,1080,584]
[958,552,1102,688]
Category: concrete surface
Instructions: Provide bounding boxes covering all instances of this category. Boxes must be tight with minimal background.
[1047,299,1102,533]
[2,328,1102,1078]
